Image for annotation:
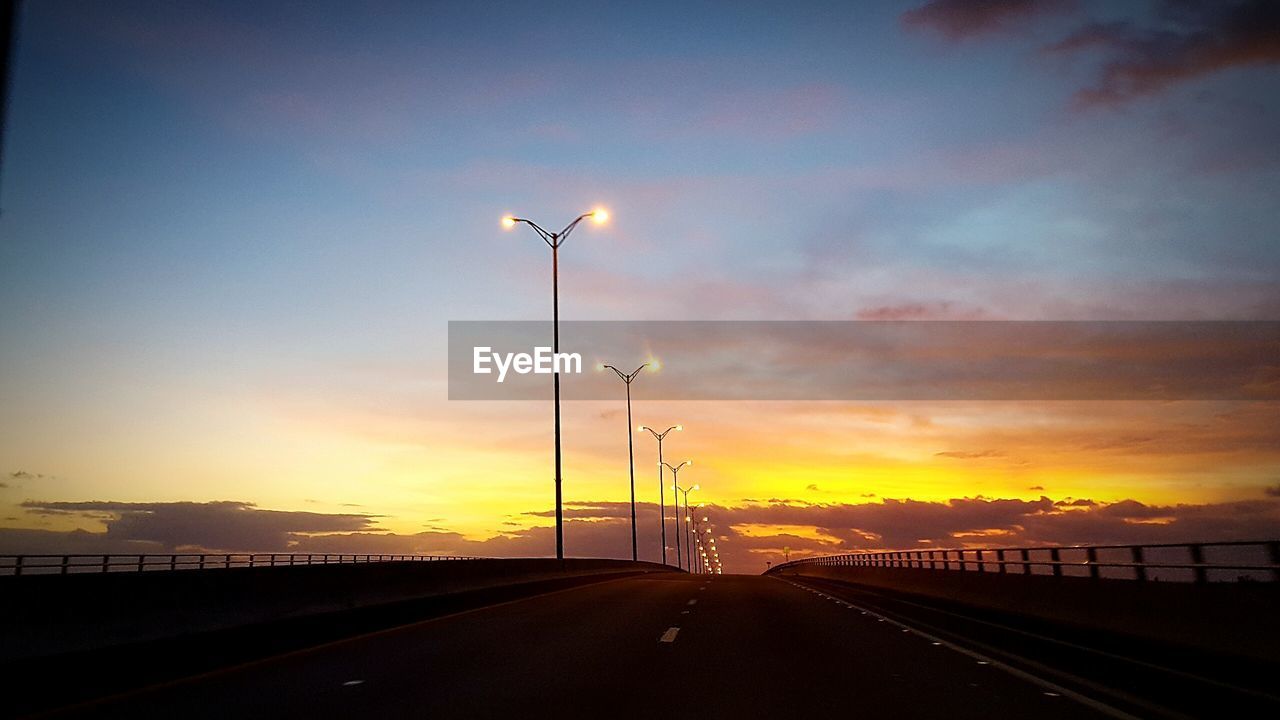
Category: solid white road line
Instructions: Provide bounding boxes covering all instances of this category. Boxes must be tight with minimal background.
[775,577,1143,720]
[838,582,1279,704]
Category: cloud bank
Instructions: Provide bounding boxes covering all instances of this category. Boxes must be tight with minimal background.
[5,495,1276,574]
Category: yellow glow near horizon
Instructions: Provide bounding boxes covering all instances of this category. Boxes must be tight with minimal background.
[3,392,1274,554]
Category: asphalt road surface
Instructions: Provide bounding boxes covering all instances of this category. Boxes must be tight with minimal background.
[46,572,1165,719]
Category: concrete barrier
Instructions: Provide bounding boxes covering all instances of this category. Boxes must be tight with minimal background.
[0,558,675,660]
[770,564,1280,662]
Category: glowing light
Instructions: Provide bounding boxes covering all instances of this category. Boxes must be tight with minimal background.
[676,425,683,431]
[649,358,662,372]
[591,208,609,224]
[638,425,647,431]
[501,216,516,229]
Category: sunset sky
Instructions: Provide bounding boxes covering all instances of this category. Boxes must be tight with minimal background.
[2,0,1278,573]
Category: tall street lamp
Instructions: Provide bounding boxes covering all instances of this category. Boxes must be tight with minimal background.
[691,515,706,574]
[639,424,681,565]
[670,469,698,572]
[685,500,703,574]
[503,208,609,560]
[663,461,692,570]
[692,517,711,574]
[601,362,651,562]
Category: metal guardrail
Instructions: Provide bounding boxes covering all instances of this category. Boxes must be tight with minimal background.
[0,553,480,577]
[768,540,1280,583]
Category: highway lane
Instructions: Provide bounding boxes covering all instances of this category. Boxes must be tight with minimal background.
[52,574,1124,719]
[785,574,1280,719]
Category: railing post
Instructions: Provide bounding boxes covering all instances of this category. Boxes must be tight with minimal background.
[170,554,177,571]
[996,549,1006,574]
[1050,547,1062,577]
[1189,544,1207,583]
[1020,548,1030,575]
[137,555,145,572]
[225,554,231,569]
[1131,546,1147,581]
[14,555,24,577]
[1086,547,1099,579]
[1268,542,1280,583]
[62,555,70,575]
[199,554,206,570]
[975,549,984,572]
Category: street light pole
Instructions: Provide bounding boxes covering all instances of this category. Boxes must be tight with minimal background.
[683,497,699,573]
[503,208,609,560]
[664,461,692,571]
[691,509,701,571]
[696,515,716,571]
[602,363,649,562]
[639,424,681,565]
[697,518,714,575]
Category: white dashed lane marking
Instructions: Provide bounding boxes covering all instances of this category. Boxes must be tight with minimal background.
[687,599,697,605]
[659,627,680,643]
[776,577,1141,720]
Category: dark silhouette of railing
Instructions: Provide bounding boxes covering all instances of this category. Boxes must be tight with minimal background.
[0,553,479,576]
[768,540,1280,583]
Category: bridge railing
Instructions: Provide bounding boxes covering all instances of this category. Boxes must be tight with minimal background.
[769,540,1280,583]
[0,553,480,577]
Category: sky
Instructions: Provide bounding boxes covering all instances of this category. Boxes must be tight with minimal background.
[1,0,1278,573]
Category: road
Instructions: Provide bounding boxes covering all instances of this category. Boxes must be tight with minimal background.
[50,573,1140,719]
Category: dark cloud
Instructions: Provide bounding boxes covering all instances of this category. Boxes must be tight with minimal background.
[7,471,48,481]
[708,495,1280,567]
[1045,0,1280,106]
[902,0,1076,41]
[4,495,1276,574]
[1029,485,1046,491]
[1265,484,1280,497]
[806,484,820,491]
[16,500,376,552]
